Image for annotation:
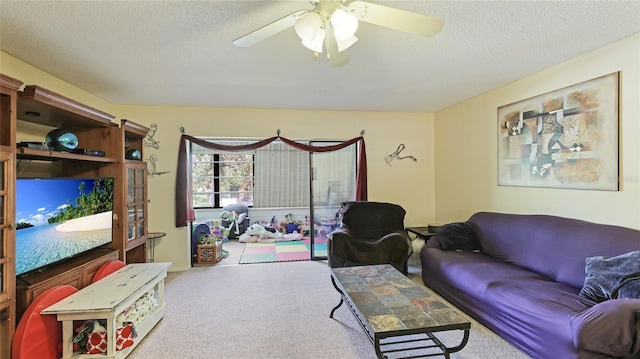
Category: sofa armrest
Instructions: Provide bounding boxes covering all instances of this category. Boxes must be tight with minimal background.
[570,299,640,357]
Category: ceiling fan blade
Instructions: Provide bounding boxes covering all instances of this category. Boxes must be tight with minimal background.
[324,27,349,67]
[348,0,444,37]
[232,10,308,47]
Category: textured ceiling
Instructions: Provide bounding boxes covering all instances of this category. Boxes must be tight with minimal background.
[1,1,638,112]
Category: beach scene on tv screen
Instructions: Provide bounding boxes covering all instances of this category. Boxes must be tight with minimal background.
[15,178,114,275]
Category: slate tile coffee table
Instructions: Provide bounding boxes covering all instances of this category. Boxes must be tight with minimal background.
[330,264,470,359]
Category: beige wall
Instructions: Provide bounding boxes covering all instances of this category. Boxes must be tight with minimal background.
[1,51,436,270]
[433,34,640,229]
[114,106,436,270]
[5,33,637,270]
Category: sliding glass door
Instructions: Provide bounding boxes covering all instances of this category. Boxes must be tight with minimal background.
[309,141,358,260]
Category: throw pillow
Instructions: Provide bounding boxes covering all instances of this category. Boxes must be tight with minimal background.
[115,323,135,351]
[435,221,482,252]
[579,250,640,303]
[85,332,108,354]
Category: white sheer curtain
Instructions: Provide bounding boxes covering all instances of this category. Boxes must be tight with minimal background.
[311,144,356,206]
[254,141,310,208]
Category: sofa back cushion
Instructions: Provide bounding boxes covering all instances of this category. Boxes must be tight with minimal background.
[469,212,640,289]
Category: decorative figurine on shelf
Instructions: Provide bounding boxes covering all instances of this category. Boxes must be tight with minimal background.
[125,148,141,160]
[46,128,79,152]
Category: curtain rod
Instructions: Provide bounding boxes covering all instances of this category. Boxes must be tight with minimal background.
[181,127,364,137]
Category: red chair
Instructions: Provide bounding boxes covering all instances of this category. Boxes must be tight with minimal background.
[12,285,78,359]
[92,260,126,283]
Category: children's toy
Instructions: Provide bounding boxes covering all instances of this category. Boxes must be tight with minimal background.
[244,223,277,239]
[239,223,303,243]
[220,210,248,239]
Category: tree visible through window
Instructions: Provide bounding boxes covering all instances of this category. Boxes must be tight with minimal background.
[192,144,254,208]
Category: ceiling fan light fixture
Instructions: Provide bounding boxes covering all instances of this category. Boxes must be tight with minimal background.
[335,35,358,52]
[301,27,325,53]
[330,8,358,40]
[294,12,323,41]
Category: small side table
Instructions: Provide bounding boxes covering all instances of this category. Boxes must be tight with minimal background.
[147,232,167,262]
[406,226,438,241]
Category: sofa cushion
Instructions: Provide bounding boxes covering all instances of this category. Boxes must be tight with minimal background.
[421,245,594,358]
[579,250,640,302]
[469,212,640,289]
[435,221,482,252]
[570,298,640,358]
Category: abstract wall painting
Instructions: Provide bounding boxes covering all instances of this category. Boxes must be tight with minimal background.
[497,72,619,191]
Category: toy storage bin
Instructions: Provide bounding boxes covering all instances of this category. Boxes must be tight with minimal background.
[197,243,223,264]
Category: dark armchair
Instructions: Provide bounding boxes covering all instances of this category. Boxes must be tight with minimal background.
[328,201,412,275]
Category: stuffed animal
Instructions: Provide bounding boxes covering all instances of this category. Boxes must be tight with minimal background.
[245,223,274,239]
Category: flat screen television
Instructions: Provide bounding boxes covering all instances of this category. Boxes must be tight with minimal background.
[15,177,114,276]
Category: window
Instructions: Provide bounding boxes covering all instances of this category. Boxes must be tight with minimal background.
[191,139,310,208]
[191,141,254,208]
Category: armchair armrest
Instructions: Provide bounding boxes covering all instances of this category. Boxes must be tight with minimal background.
[380,230,412,256]
[328,228,411,275]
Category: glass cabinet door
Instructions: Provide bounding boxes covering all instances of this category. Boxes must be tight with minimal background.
[126,163,147,244]
[0,150,15,358]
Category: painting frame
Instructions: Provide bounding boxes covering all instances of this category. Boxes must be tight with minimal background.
[497,72,619,191]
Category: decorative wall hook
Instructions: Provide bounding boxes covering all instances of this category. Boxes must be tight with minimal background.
[384,144,417,166]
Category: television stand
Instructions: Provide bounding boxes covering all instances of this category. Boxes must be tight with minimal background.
[42,262,173,359]
[15,249,119,322]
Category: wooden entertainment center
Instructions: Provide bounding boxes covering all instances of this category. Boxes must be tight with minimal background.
[0,73,152,358]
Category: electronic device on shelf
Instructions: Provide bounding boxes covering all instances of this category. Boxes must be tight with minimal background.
[71,148,106,157]
[17,142,52,150]
[15,177,115,276]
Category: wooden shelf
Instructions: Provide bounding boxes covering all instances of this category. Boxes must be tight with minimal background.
[18,85,116,128]
[17,147,117,162]
[121,119,150,139]
[5,76,152,354]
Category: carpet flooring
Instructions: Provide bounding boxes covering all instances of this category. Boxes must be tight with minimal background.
[131,246,532,359]
[239,238,327,264]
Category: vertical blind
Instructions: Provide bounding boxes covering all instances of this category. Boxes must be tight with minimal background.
[175,134,367,227]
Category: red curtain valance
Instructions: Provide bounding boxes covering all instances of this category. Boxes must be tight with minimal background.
[175,134,367,227]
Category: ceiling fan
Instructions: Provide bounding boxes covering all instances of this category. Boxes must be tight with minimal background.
[232,0,444,67]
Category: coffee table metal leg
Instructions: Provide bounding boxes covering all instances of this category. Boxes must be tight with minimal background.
[374,338,385,359]
[329,275,345,318]
[443,328,470,355]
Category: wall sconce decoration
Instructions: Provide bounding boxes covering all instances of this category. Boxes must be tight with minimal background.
[384,144,417,166]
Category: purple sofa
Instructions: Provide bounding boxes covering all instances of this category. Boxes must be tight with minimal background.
[420,212,640,359]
